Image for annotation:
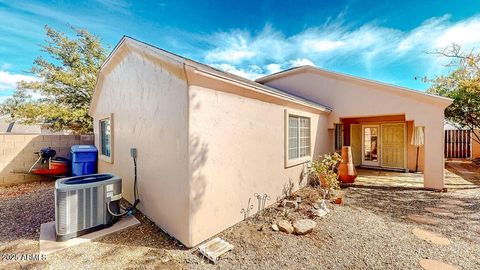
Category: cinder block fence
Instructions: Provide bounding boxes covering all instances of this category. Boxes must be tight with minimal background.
[0,134,94,186]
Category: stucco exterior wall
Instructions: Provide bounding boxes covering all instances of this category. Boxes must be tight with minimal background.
[263,71,446,189]
[187,84,329,246]
[472,131,480,159]
[90,47,191,245]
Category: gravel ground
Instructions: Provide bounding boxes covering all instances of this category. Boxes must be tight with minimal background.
[0,166,479,270]
[0,181,54,242]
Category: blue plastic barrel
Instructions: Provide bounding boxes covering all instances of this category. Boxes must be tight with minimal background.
[70,145,98,176]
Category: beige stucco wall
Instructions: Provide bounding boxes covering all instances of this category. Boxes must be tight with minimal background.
[90,41,332,248]
[262,70,447,189]
[90,45,191,245]
[187,84,329,246]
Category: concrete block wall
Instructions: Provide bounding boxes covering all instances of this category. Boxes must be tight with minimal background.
[0,134,94,186]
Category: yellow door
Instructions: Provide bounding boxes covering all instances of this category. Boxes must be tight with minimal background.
[350,124,361,166]
[381,123,405,169]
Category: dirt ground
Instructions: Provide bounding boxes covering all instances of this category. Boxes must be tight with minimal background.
[446,158,480,185]
[1,162,479,269]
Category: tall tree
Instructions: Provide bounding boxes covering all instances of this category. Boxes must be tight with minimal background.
[0,26,107,134]
[428,43,480,144]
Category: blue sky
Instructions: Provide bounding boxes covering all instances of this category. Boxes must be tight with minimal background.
[1,0,480,100]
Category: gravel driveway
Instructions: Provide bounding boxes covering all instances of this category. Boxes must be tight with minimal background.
[1,165,479,269]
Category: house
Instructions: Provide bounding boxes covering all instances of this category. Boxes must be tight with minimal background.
[0,115,67,134]
[88,36,452,247]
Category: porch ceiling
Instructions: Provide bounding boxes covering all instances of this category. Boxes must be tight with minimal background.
[340,114,406,123]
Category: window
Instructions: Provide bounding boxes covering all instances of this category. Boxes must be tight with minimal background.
[285,110,311,167]
[334,123,344,151]
[99,116,112,162]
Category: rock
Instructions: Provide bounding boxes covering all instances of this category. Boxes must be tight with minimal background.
[424,207,454,217]
[412,228,451,245]
[277,220,294,234]
[271,224,279,231]
[293,219,316,235]
[311,208,328,217]
[406,214,439,225]
[313,199,330,212]
[284,200,298,209]
[312,199,330,217]
[419,259,459,270]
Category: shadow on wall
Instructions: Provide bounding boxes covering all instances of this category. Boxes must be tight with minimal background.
[188,90,209,217]
[0,134,94,186]
[188,135,208,216]
[242,164,310,221]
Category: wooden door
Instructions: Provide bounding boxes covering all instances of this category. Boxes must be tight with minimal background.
[381,123,405,169]
[350,124,361,166]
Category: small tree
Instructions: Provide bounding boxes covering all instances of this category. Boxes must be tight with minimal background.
[428,44,480,144]
[0,26,108,134]
[310,153,342,198]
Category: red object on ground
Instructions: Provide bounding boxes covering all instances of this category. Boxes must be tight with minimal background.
[31,168,69,175]
[31,158,69,175]
[331,197,343,204]
[338,146,357,183]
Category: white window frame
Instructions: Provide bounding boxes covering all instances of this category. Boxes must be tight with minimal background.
[98,113,113,163]
[285,109,312,167]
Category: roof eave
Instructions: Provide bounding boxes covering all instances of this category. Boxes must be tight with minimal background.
[190,67,332,113]
[256,66,453,108]
[90,37,331,116]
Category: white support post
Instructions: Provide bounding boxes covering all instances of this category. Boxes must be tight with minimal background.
[423,116,445,190]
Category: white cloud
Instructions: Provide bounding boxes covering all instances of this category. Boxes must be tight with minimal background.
[205,26,289,64]
[288,58,315,67]
[265,63,282,74]
[0,71,38,91]
[308,40,345,52]
[204,30,256,63]
[201,14,480,82]
[211,58,318,80]
[94,0,132,14]
[397,15,480,54]
[210,63,266,80]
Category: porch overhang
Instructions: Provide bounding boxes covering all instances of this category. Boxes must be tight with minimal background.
[335,114,444,190]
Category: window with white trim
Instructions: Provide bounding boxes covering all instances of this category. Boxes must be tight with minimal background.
[286,113,311,165]
[99,118,111,158]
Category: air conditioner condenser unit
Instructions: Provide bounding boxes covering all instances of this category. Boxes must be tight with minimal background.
[55,174,122,241]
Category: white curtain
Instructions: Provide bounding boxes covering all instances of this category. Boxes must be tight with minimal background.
[411,126,425,146]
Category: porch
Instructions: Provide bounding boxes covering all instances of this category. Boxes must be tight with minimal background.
[331,113,445,189]
[353,167,477,191]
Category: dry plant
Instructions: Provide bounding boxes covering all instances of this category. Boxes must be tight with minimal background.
[309,153,342,199]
